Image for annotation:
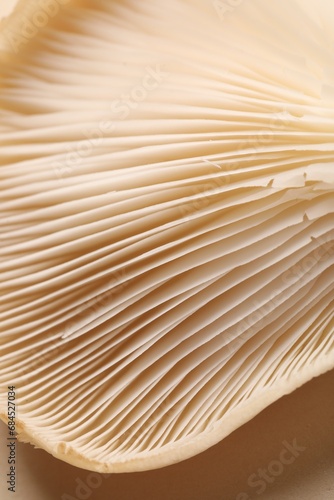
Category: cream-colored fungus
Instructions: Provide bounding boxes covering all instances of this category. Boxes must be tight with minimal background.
[0,0,333,472]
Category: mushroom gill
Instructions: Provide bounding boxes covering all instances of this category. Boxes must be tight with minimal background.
[0,0,333,472]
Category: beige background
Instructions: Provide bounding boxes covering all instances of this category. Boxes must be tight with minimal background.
[1,368,333,500]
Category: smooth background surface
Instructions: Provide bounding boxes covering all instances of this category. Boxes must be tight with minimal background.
[0,368,333,500]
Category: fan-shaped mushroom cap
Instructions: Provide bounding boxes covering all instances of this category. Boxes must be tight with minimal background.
[0,0,333,472]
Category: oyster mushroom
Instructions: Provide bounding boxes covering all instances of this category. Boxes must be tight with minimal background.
[0,0,333,473]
